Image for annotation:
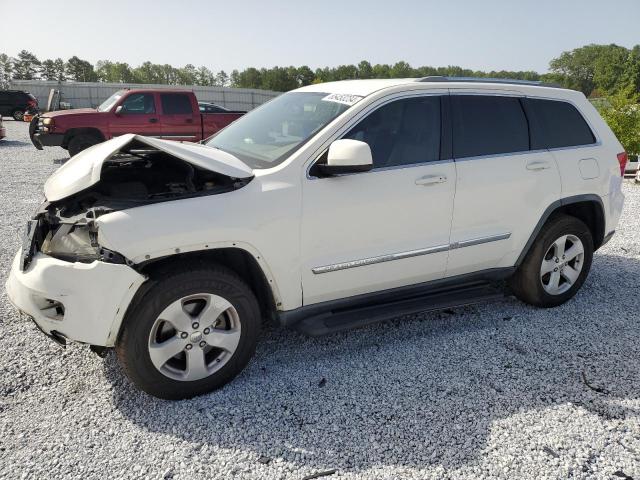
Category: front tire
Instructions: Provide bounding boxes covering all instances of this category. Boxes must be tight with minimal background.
[68,134,100,157]
[510,214,593,308]
[116,264,261,399]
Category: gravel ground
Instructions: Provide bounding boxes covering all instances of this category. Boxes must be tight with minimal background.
[0,119,639,480]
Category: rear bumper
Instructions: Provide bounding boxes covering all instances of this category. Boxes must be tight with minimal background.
[5,250,146,347]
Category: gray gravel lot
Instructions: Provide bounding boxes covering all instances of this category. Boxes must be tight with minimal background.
[0,119,639,480]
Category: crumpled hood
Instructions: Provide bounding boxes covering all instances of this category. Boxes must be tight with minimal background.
[44,134,253,202]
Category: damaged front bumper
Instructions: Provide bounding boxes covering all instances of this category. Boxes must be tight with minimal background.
[5,250,146,347]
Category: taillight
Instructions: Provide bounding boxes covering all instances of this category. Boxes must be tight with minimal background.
[617,152,628,176]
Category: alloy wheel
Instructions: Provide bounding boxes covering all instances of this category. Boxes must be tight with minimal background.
[147,293,241,381]
[540,234,585,295]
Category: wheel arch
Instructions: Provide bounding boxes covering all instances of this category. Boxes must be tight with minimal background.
[62,127,105,148]
[516,194,605,266]
[136,248,279,324]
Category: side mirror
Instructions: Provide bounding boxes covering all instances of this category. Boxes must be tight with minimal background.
[316,139,373,176]
[114,105,123,116]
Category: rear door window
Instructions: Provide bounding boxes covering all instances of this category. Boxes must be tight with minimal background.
[524,98,595,149]
[161,94,193,115]
[451,95,529,158]
[343,96,442,168]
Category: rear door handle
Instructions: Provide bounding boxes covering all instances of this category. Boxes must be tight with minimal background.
[149,118,158,124]
[526,161,551,171]
[185,118,193,124]
[415,174,447,186]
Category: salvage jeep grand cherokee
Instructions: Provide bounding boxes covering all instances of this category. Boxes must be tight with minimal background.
[6,77,626,399]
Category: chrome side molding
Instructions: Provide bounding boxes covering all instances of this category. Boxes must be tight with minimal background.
[312,232,511,274]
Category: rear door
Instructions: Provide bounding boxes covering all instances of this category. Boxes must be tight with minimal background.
[158,92,199,141]
[109,92,161,138]
[446,93,561,277]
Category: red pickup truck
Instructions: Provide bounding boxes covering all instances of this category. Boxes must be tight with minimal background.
[29,89,245,157]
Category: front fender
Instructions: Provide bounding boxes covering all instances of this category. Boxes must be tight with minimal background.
[96,178,302,310]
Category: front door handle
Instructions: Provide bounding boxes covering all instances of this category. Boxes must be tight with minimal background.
[526,161,551,171]
[149,118,158,123]
[185,118,193,124]
[415,174,447,186]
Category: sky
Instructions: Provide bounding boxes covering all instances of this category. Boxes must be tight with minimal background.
[1,0,639,74]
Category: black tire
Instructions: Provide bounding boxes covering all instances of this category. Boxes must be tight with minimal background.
[68,134,101,157]
[12,109,24,121]
[115,264,261,400]
[510,214,594,308]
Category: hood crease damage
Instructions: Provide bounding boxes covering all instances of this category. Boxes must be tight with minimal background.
[29,135,254,267]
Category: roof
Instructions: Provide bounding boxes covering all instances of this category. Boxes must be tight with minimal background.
[296,77,575,98]
[297,79,415,96]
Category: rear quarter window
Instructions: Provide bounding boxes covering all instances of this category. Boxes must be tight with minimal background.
[525,98,595,149]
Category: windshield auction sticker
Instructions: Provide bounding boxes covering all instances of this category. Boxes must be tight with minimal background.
[321,93,364,106]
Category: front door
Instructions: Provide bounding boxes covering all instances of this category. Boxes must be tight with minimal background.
[301,94,457,305]
[110,92,161,138]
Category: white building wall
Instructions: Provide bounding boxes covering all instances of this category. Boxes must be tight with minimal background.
[9,80,280,111]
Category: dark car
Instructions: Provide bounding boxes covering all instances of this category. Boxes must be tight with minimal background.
[198,101,246,114]
[0,90,39,121]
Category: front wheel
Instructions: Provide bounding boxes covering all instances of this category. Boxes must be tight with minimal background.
[12,109,24,121]
[116,265,261,399]
[510,214,594,308]
[68,134,100,157]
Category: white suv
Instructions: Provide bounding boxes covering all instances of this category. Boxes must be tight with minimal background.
[6,77,626,399]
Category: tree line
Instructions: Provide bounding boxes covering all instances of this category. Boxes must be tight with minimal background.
[0,44,636,97]
[1,44,639,153]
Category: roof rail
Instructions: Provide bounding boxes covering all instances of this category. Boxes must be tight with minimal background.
[416,76,562,88]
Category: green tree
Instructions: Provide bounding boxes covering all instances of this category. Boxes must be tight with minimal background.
[390,61,413,78]
[371,63,391,78]
[53,58,66,81]
[13,50,40,79]
[596,89,640,154]
[357,60,373,79]
[196,66,215,86]
[40,59,58,80]
[229,69,240,87]
[215,70,229,87]
[65,56,97,82]
[0,53,14,87]
[177,64,198,85]
[235,68,262,88]
[295,66,315,86]
[261,66,297,91]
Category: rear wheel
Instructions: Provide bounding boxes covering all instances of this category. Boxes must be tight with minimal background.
[116,265,261,399]
[12,109,24,121]
[68,134,101,157]
[510,214,593,308]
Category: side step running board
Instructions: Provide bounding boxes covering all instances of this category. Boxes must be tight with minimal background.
[294,283,505,336]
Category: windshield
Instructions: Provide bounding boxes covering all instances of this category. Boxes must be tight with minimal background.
[97,90,125,112]
[205,92,357,168]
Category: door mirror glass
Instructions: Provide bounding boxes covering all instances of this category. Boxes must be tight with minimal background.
[316,139,373,176]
